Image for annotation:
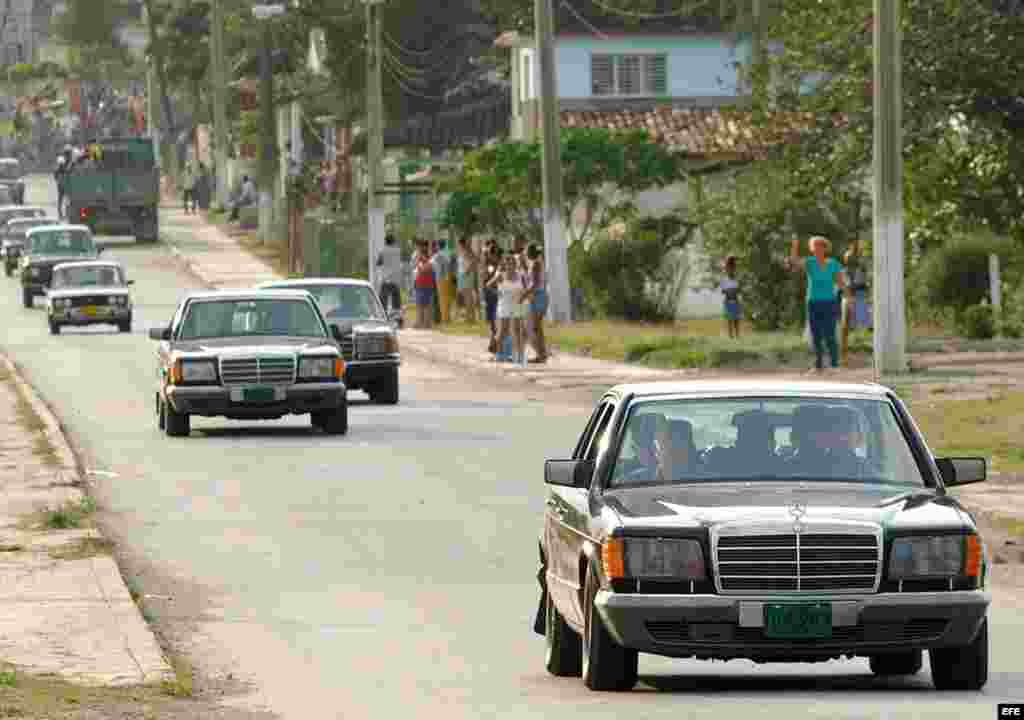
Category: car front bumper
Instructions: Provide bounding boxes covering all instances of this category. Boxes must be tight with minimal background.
[343,357,400,389]
[50,307,131,325]
[166,382,346,419]
[595,590,990,660]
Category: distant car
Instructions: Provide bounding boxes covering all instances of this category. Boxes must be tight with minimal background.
[0,158,26,204]
[537,380,990,692]
[18,224,99,307]
[148,289,349,437]
[256,278,401,404]
[46,260,134,335]
[2,213,57,276]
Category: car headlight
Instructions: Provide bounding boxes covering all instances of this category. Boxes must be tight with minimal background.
[603,537,705,580]
[888,535,982,579]
[177,359,217,384]
[299,355,344,379]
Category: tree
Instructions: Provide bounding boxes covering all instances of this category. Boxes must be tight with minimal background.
[440,127,688,246]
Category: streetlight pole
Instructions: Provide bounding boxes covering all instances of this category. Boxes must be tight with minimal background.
[364,0,385,288]
[535,0,570,323]
[253,3,284,245]
[872,0,907,376]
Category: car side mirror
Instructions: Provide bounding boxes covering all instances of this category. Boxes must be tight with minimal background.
[936,457,986,487]
[330,324,343,342]
[148,326,170,341]
[545,459,594,488]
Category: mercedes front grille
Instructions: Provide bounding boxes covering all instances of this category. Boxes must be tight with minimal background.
[219,356,296,386]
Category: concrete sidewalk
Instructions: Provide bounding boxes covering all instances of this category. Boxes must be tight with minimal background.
[161,207,1024,389]
[0,354,173,686]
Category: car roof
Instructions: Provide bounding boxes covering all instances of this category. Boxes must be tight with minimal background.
[184,289,318,302]
[608,379,892,400]
[256,277,373,289]
[25,224,92,236]
[52,260,123,271]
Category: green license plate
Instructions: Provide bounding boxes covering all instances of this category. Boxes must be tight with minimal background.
[242,387,276,403]
[764,603,832,639]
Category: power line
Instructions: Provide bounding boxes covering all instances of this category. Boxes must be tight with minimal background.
[560,0,611,39]
[382,29,464,60]
[383,61,447,102]
[585,0,714,20]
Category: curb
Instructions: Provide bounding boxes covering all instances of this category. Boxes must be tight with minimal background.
[0,352,80,479]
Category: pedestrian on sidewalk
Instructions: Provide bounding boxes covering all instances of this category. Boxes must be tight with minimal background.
[523,243,548,363]
[432,239,456,324]
[377,232,403,318]
[413,239,436,329]
[787,235,849,373]
[228,176,257,222]
[456,236,479,323]
[183,160,198,214]
[840,241,872,366]
[719,255,742,339]
[482,242,502,352]
[491,252,527,363]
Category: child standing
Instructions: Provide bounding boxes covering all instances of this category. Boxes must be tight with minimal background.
[720,256,742,338]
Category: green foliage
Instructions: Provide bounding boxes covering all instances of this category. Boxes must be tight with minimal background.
[960,304,996,340]
[571,229,675,321]
[912,232,1021,316]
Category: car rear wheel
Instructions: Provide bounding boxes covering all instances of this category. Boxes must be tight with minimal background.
[582,567,638,691]
[370,368,399,405]
[164,401,190,437]
[22,288,32,308]
[930,617,988,690]
[319,402,348,435]
[870,650,922,676]
[545,586,582,677]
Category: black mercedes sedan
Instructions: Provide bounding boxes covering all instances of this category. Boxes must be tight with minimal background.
[536,380,990,692]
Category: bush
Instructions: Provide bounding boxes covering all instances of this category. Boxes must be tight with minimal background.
[1000,318,1023,338]
[959,304,996,339]
[571,230,674,322]
[912,231,1021,317]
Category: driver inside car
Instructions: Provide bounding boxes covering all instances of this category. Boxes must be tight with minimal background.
[623,413,679,484]
[788,405,869,479]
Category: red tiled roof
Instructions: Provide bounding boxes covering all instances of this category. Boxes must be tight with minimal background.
[560,107,812,160]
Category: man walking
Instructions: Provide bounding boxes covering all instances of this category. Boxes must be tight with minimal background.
[377,232,403,324]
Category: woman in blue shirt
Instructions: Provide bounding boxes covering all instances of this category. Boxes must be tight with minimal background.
[788,235,850,372]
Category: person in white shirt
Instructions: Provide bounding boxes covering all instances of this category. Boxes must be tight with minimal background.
[376,233,403,318]
[719,255,741,339]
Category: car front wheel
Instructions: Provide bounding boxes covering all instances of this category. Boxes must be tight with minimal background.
[870,650,922,676]
[930,617,988,690]
[318,402,348,435]
[582,567,638,691]
[118,319,131,333]
[370,368,399,405]
[48,320,60,335]
[545,585,582,677]
[22,288,32,308]
[164,400,190,437]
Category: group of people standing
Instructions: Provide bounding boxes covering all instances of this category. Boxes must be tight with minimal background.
[377,234,549,364]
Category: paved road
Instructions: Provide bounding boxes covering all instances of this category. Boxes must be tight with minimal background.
[1,175,1022,719]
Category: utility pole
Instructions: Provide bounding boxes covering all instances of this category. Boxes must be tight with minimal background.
[535,0,571,323]
[254,4,284,245]
[211,0,229,208]
[872,0,907,376]
[364,0,385,288]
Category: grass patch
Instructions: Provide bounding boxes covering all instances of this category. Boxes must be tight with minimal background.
[49,536,114,560]
[905,391,1024,472]
[39,496,97,530]
[161,655,193,698]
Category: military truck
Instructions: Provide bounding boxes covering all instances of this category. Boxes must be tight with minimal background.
[64,137,160,243]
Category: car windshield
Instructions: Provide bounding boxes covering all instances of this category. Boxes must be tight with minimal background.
[178,299,326,340]
[608,396,926,488]
[29,229,95,256]
[52,265,125,288]
[284,284,385,320]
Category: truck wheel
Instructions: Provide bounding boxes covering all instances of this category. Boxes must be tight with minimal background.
[164,402,191,437]
[370,368,399,405]
[22,288,32,308]
[930,617,988,690]
[320,401,348,436]
[582,567,638,691]
[870,650,922,676]
[545,587,583,677]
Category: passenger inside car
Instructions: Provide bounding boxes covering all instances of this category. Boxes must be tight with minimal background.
[787,404,871,479]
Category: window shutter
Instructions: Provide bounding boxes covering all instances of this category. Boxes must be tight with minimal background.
[618,55,643,95]
[646,55,668,95]
[591,54,613,96]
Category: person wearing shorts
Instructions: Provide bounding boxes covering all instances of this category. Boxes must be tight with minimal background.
[719,255,741,338]
[413,240,436,329]
[523,243,548,362]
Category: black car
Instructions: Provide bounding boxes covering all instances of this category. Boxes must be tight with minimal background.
[2,212,56,276]
[537,379,990,692]
[148,290,349,437]
[19,224,100,307]
[256,278,401,404]
[0,158,26,204]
